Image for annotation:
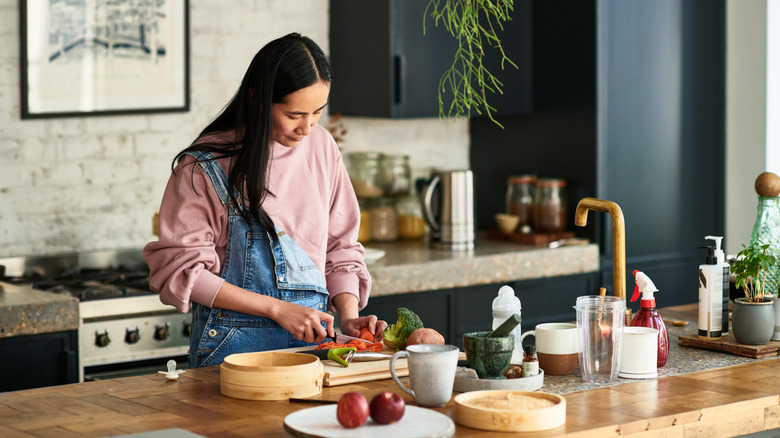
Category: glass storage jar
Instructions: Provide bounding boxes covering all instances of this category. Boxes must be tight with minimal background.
[347,152,383,198]
[379,154,411,196]
[357,198,371,243]
[505,175,537,233]
[369,197,398,241]
[534,178,567,232]
[396,194,425,239]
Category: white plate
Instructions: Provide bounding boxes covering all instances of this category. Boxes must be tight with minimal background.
[284,405,454,438]
[363,247,386,263]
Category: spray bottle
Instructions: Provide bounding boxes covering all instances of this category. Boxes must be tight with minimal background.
[630,270,670,367]
[705,235,730,335]
[492,285,522,364]
[698,238,724,340]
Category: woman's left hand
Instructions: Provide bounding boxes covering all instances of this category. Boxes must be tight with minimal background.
[340,315,388,343]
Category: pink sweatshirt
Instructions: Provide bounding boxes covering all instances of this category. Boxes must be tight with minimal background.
[143,125,370,313]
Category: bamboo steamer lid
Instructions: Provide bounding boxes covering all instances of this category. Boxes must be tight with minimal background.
[454,390,566,432]
[220,352,324,400]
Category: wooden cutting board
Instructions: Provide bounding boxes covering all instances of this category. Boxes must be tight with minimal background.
[277,346,404,386]
[278,346,467,386]
[678,334,780,358]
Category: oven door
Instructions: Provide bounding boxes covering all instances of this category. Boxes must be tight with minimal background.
[79,296,191,381]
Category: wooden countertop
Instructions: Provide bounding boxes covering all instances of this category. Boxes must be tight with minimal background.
[2,305,779,438]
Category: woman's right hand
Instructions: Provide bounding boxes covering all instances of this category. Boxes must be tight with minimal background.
[212,281,334,344]
[272,300,335,344]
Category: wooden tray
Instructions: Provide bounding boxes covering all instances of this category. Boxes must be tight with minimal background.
[486,229,575,246]
[678,334,780,358]
[454,390,566,432]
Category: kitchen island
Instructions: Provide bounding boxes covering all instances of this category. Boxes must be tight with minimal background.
[2,305,780,438]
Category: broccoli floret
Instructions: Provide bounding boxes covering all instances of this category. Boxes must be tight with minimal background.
[383,307,424,350]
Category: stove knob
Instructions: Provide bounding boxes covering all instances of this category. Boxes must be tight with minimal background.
[183,323,191,337]
[95,330,111,347]
[125,327,141,344]
[154,323,171,341]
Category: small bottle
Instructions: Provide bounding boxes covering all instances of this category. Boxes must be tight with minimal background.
[698,242,723,340]
[492,285,522,364]
[522,345,539,377]
[630,270,670,367]
[706,235,730,335]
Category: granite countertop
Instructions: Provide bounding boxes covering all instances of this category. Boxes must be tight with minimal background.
[0,281,79,337]
[0,235,598,338]
[363,234,599,296]
[535,304,773,395]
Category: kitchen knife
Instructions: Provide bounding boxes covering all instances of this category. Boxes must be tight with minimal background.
[296,348,392,363]
[334,333,382,344]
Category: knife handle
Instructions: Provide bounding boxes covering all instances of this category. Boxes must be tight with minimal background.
[295,350,329,360]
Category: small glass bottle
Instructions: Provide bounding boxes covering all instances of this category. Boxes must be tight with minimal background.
[379,154,411,196]
[369,197,398,242]
[534,178,568,233]
[347,152,383,198]
[396,194,426,239]
[522,345,539,377]
[505,175,537,233]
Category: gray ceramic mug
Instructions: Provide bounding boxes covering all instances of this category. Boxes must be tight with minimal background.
[390,344,459,407]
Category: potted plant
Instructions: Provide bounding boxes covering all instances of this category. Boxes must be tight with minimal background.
[730,241,778,345]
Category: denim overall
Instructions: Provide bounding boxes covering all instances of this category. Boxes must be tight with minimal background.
[185,151,329,368]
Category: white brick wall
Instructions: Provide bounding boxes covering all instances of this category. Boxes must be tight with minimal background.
[0,1,469,257]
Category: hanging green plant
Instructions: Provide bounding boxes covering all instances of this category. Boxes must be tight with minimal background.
[424,0,518,128]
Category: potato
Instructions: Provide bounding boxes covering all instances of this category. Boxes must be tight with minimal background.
[406,328,445,346]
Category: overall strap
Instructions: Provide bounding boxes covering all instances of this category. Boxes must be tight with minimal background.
[183,151,235,207]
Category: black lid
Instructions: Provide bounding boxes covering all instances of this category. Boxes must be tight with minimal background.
[699,245,717,264]
[524,345,536,355]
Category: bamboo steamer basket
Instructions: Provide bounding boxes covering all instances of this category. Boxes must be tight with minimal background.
[454,390,566,432]
[220,352,324,401]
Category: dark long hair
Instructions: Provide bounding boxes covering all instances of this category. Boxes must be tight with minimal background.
[174,33,333,239]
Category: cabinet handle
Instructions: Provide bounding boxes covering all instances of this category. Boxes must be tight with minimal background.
[394,55,402,104]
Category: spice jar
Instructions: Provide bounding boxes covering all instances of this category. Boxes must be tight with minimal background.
[396,194,425,239]
[522,345,539,377]
[505,175,537,233]
[357,198,371,243]
[347,152,383,198]
[369,197,398,242]
[379,154,411,196]
[534,178,567,232]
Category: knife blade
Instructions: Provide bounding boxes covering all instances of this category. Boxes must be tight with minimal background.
[335,332,386,344]
[296,349,391,363]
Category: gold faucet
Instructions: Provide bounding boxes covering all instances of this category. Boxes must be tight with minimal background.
[574,197,626,299]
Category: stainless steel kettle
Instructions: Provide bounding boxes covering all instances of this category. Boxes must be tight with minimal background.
[421,170,475,251]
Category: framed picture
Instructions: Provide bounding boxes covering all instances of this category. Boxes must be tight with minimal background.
[20,0,190,119]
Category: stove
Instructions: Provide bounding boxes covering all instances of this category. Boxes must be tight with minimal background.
[0,249,191,381]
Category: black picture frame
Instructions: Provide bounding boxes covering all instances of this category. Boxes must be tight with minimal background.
[19,0,190,119]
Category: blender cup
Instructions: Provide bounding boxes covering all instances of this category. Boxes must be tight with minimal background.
[574,295,626,383]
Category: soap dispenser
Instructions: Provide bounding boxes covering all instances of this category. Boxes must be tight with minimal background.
[630,270,670,367]
[698,242,723,340]
[492,285,522,364]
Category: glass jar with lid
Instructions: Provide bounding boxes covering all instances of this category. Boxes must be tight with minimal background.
[505,175,537,233]
[396,194,426,239]
[534,178,567,233]
[379,154,411,196]
[369,197,398,242]
[357,198,371,243]
[347,152,383,198]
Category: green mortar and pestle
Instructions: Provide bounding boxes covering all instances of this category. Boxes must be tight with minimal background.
[463,314,521,379]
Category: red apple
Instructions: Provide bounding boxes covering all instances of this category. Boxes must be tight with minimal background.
[369,391,406,425]
[336,392,370,428]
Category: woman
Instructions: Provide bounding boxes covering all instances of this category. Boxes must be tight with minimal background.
[143,33,386,368]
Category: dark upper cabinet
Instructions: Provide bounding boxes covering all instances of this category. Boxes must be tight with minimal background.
[328,0,534,118]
